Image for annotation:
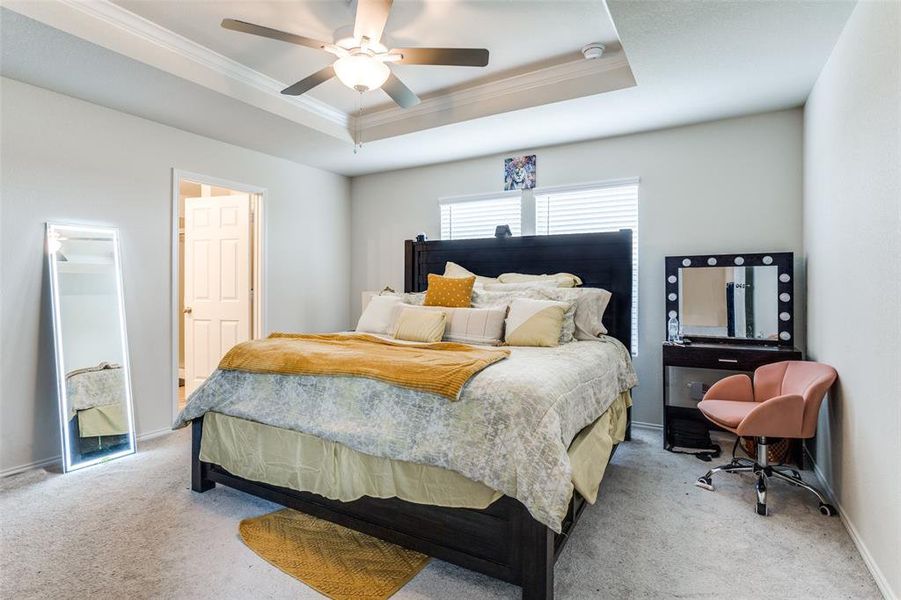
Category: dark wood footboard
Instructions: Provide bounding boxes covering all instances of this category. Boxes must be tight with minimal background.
[190,416,625,599]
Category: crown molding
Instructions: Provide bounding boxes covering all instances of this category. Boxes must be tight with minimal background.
[55,0,349,127]
[4,0,636,144]
[3,0,351,138]
[359,53,631,130]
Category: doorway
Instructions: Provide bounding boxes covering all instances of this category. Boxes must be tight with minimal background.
[171,171,266,418]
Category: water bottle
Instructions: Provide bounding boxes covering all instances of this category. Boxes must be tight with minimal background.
[667,314,680,343]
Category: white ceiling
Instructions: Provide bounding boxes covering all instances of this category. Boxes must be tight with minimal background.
[112,0,622,113]
[1,1,856,176]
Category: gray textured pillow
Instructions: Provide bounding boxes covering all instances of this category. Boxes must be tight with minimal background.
[536,287,612,338]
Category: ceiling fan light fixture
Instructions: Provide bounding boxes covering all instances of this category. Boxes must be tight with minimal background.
[222,2,489,109]
[333,54,391,91]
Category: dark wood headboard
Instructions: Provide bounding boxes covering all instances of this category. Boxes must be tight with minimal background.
[404,230,633,351]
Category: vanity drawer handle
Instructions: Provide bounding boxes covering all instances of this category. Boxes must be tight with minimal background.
[717,358,739,363]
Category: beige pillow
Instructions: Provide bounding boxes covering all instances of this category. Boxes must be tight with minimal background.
[393,304,507,345]
[483,281,558,291]
[472,289,576,343]
[497,272,583,288]
[443,261,498,287]
[394,308,447,343]
[505,298,571,347]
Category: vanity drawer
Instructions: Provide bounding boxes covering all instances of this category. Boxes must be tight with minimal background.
[662,344,801,371]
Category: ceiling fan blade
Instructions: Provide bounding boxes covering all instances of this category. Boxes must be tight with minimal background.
[281,66,335,96]
[221,19,328,51]
[392,47,489,67]
[353,0,393,45]
[382,72,421,108]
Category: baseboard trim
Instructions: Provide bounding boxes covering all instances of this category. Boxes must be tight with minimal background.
[1,427,176,479]
[632,420,663,430]
[808,453,897,600]
[0,455,61,478]
[137,427,174,442]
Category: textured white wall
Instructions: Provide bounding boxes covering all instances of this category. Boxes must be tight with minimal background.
[803,2,901,597]
[350,110,805,427]
[0,78,351,474]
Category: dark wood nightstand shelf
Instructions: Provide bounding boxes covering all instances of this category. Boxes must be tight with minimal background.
[662,341,802,451]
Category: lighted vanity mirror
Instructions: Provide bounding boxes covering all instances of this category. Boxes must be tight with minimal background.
[679,266,779,340]
[665,252,794,346]
[46,224,136,472]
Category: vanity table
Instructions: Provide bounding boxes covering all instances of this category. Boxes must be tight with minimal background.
[662,342,802,451]
[662,252,801,455]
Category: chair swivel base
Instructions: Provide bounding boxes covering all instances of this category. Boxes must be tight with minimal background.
[695,456,837,517]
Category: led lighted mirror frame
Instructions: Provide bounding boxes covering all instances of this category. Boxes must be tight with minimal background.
[46,223,137,472]
[664,252,794,347]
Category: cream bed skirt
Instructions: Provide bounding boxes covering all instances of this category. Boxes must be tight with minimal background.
[76,404,128,438]
[199,391,631,510]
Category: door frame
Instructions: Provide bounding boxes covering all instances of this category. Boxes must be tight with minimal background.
[170,169,268,422]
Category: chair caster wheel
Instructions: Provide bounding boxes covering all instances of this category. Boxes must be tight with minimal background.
[756,502,768,516]
[819,503,837,517]
[695,476,713,491]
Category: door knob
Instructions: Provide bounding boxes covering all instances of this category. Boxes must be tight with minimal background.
[184,307,193,314]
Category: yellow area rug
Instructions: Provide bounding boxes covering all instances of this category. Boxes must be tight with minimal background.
[239,508,430,600]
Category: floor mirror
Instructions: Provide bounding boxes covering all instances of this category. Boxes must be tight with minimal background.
[46,223,136,472]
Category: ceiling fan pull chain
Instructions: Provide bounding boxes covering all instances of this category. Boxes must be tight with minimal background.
[354,90,364,154]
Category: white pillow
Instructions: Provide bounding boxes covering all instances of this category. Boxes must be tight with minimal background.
[393,308,447,343]
[497,272,583,288]
[483,281,558,291]
[356,295,402,334]
[443,261,498,287]
[505,298,571,347]
[393,304,507,345]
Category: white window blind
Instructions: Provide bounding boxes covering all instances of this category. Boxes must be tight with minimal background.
[535,182,639,354]
[440,195,521,240]
[439,180,639,355]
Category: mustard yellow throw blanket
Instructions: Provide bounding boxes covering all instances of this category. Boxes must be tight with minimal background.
[218,333,510,400]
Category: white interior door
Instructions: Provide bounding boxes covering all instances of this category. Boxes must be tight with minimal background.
[184,194,251,394]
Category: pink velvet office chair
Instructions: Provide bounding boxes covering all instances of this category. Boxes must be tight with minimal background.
[694,360,838,516]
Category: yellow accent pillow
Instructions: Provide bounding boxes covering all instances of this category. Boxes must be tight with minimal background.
[424,274,475,308]
[394,308,447,343]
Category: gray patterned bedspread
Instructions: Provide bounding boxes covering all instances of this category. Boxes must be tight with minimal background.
[174,336,637,531]
[66,364,125,416]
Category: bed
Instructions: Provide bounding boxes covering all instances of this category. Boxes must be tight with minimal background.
[184,230,634,600]
[66,363,130,457]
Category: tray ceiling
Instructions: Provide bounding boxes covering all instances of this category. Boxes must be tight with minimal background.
[1,1,856,175]
[112,0,624,114]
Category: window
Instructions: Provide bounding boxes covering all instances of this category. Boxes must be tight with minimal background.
[440,179,639,354]
[535,182,639,354]
[439,194,521,240]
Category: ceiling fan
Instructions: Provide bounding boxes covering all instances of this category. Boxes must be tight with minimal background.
[221,0,490,109]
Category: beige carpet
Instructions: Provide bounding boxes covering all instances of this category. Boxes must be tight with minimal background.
[0,427,880,599]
